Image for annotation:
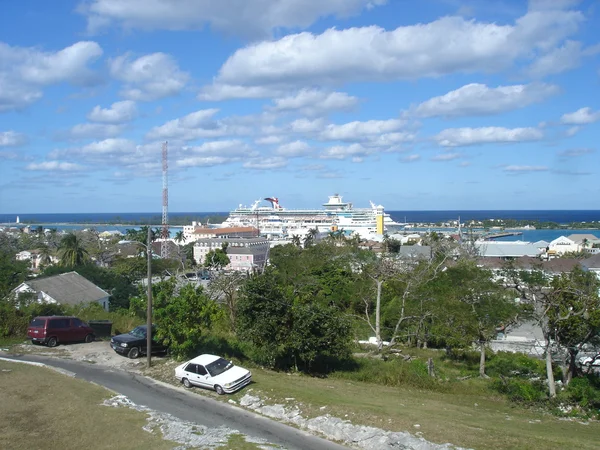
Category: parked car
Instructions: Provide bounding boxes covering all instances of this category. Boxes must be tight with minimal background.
[110,325,168,359]
[27,316,95,347]
[175,354,252,395]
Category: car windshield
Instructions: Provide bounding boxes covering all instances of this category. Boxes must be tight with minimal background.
[206,358,233,377]
[129,326,146,338]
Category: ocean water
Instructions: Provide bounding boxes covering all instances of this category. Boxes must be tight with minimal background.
[1,210,599,225]
[1,211,599,242]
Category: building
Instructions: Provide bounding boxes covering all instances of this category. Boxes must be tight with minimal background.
[548,236,579,255]
[193,237,269,272]
[474,241,543,258]
[15,249,59,271]
[581,254,600,280]
[183,223,258,242]
[13,271,110,311]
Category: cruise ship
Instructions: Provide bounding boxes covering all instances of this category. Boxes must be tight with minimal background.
[218,194,404,240]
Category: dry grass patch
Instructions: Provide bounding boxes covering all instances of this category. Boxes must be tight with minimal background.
[229,368,600,450]
[0,360,175,450]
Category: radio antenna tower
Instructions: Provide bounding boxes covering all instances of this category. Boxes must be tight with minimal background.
[160,141,169,259]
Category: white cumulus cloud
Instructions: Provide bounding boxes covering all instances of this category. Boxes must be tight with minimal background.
[436,127,544,147]
[503,165,549,173]
[87,100,137,123]
[320,119,405,141]
[560,107,600,125]
[207,6,583,91]
[269,89,358,116]
[26,161,86,172]
[0,41,102,112]
[0,131,27,147]
[243,156,288,169]
[412,83,559,118]
[109,52,189,101]
[79,0,387,38]
[59,123,126,140]
[274,140,312,157]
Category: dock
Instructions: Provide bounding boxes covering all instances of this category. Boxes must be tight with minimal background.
[482,231,523,240]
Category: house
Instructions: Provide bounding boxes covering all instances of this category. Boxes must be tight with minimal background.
[474,241,543,258]
[15,249,59,271]
[548,236,579,255]
[581,254,600,280]
[99,230,123,240]
[13,271,110,311]
[183,223,259,242]
[193,237,270,272]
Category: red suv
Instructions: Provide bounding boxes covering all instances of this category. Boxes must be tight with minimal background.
[27,316,95,347]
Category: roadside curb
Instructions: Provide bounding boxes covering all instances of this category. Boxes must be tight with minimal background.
[0,356,77,378]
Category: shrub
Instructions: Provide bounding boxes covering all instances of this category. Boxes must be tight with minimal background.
[330,356,444,391]
[491,377,547,403]
[486,351,545,379]
[562,377,600,409]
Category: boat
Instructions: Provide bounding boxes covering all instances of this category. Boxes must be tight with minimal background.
[218,194,404,240]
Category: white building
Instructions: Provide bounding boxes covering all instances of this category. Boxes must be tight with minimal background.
[193,238,270,272]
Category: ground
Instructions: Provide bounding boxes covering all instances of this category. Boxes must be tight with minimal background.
[3,340,600,450]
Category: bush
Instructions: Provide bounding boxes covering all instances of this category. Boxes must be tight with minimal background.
[491,377,547,403]
[562,377,600,409]
[330,356,444,391]
[67,302,144,336]
[486,351,545,379]
[0,297,67,338]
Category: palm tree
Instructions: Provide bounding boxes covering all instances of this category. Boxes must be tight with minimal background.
[291,235,301,247]
[174,230,186,245]
[58,233,89,267]
[36,244,53,268]
[303,228,318,248]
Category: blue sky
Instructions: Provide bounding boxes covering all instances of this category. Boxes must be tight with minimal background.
[0,0,599,214]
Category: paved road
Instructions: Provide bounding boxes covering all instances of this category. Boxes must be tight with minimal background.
[1,353,347,450]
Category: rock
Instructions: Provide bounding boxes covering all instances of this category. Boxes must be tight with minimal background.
[414,424,421,428]
[239,394,262,408]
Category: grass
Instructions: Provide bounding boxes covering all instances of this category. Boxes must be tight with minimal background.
[0,360,175,450]
[146,352,600,450]
[0,336,28,348]
[241,367,600,450]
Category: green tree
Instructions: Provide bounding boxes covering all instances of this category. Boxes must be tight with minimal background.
[0,250,30,299]
[205,244,230,271]
[151,280,221,358]
[547,267,600,384]
[58,233,89,267]
[174,230,186,244]
[236,259,354,372]
[432,261,523,377]
[207,271,246,331]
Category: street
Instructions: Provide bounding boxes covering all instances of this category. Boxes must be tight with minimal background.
[1,353,348,450]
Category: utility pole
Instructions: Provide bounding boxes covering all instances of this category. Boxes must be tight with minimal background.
[146,226,153,368]
[161,141,169,259]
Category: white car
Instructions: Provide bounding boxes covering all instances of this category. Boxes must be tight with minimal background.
[175,354,252,395]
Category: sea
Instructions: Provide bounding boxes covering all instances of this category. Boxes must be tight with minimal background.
[1,210,599,243]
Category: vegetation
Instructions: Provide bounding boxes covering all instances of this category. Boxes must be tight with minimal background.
[1,226,599,419]
[0,361,176,450]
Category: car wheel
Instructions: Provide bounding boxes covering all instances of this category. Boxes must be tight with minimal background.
[47,337,58,348]
[127,347,140,359]
[214,385,225,395]
[182,378,191,388]
[85,334,94,343]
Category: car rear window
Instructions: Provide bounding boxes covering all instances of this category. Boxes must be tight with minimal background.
[30,318,46,327]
